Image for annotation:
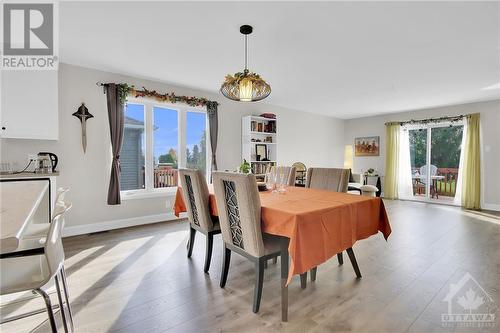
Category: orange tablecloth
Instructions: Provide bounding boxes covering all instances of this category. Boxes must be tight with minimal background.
[174,186,391,283]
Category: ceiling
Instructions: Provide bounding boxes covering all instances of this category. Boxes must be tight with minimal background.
[60,1,500,119]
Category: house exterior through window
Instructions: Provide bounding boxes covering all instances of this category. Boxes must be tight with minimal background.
[120,99,210,197]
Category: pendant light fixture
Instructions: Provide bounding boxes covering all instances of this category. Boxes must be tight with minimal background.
[220,25,271,102]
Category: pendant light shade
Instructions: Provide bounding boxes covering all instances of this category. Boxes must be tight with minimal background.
[220,25,271,102]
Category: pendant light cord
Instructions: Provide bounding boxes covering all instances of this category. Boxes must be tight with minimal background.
[244,34,248,72]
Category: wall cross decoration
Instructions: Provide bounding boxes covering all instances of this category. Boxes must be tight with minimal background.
[72,103,94,153]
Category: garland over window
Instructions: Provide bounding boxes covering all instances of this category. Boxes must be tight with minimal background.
[97,82,218,107]
[385,114,466,127]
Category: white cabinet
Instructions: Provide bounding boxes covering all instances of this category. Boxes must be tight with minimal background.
[1,70,59,140]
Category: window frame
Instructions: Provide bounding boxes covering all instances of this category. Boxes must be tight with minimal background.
[121,97,211,199]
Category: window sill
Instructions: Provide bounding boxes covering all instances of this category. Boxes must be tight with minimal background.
[121,187,177,200]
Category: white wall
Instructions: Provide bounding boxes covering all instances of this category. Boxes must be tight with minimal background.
[344,100,500,210]
[0,64,344,235]
[4,63,495,236]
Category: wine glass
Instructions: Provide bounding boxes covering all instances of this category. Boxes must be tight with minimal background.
[268,168,280,193]
[265,171,274,191]
[265,166,276,192]
[278,166,286,193]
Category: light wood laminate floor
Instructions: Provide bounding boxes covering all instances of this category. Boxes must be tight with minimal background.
[1,200,499,332]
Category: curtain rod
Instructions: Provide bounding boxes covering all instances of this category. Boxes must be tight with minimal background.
[96,82,218,107]
[385,114,468,126]
[96,82,108,93]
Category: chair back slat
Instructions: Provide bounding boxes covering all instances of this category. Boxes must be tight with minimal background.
[178,169,214,232]
[43,202,71,283]
[306,168,350,192]
[213,172,265,257]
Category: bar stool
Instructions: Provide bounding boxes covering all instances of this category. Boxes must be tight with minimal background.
[23,188,70,239]
[0,202,74,332]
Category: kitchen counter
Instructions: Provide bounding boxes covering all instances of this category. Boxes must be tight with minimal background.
[1,173,58,210]
[0,180,50,253]
[0,171,59,179]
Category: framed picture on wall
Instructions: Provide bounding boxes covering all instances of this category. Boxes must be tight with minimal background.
[355,136,380,156]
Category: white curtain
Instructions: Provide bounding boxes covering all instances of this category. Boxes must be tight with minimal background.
[398,126,414,198]
[454,120,467,204]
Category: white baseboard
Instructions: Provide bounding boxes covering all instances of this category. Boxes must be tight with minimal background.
[482,203,500,212]
[62,213,182,237]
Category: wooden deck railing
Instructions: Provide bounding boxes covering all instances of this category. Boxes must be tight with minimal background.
[154,168,178,188]
[412,167,459,197]
[435,168,459,197]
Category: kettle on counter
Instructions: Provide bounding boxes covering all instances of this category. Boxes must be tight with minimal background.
[37,152,58,173]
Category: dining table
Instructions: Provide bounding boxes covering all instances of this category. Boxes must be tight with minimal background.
[173,185,391,321]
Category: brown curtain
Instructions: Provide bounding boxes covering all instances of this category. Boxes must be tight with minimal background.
[105,84,125,205]
[207,101,218,174]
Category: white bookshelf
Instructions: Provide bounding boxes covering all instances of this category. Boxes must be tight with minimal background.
[242,115,277,179]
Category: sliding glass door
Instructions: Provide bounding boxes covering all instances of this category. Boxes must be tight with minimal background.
[406,122,464,203]
[430,125,463,201]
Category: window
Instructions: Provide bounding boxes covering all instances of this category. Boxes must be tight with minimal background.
[186,111,208,178]
[120,99,210,196]
[120,103,145,191]
[153,107,178,188]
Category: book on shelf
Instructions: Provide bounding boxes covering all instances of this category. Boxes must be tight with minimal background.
[250,120,276,133]
[243,115,277,179]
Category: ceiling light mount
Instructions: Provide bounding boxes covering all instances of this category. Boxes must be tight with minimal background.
[220,25,271,102]
[240,25,253,35]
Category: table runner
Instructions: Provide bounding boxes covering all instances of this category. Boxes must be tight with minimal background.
[173,186,391,283]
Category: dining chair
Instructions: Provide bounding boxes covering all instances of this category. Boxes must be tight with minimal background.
[264,166,295,266]
[265,165,296,186]
[0,202,74,333]
[305,167,361,286]
[292,162,307,186]
[178,169,221,273]
[263,165,296,267]
[212,171,285,313]
[305,167,350,192]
